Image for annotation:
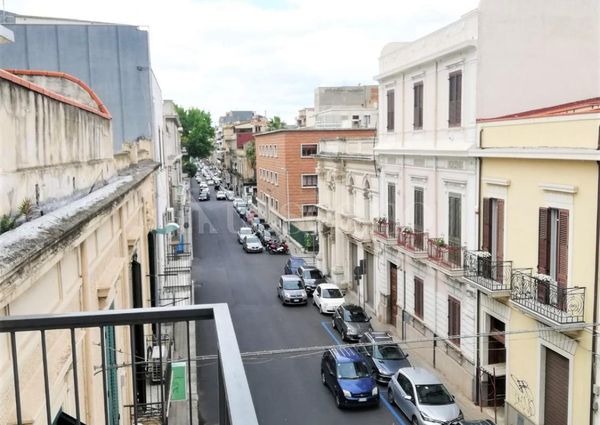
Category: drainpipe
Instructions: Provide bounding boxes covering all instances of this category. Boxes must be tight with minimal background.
[402,257,407,340]
[475,128,483,406]
[590,127,600,425]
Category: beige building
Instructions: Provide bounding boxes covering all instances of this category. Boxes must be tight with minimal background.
[0,69,160,424]
[474,98,599,425]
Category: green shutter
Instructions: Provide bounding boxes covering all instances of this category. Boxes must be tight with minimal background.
[105,325,119,425]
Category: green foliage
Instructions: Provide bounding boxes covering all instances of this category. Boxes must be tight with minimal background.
[267,116,286,131]
[0,214,16,234]
[183,161,198,178]
[303,232,314,251]
[19,197,33,221]
[246,140,256,169]
[175,105,215,159]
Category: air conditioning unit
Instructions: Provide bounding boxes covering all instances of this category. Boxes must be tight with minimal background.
[166,207,174,222]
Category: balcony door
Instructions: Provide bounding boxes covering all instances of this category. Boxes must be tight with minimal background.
[448,193,461,265]
[414,188,424,249]
[387,183,396,235]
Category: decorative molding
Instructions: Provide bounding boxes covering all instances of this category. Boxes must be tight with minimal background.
[410,175,428,184]
[446,59,465,70]
[442,178,467,189]
[411,71,426,80]
[482,177,510,187]
[539,183,578,194]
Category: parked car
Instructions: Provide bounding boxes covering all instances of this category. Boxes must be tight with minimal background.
[459,421,495,425]
[256,223,271,234]
[313,283,345,314]
[251,217,266,233]
[243,235,264,253]
[198,191,209,201]
[216,191,226,200]
[277,275,307,305]
[321,347,379,409]
[245,210,256,223]
[237,205,247,217]
[332,304,373,342]
[207,179,214,185]
[237,227,254,243]
[284,256,306,275]
[358,332,410,383]
[259,229,278,246]
[233,198,244,209]
[296,265,327,295]
[387,367,463,425]
[226,191,235,201]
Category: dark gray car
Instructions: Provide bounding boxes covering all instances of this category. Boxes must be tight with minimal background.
[358,332,410,383]
[277,275,308,305]
[332,304,373,342]
[296,265,327,295]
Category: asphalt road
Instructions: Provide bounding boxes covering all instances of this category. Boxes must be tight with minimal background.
[191,181,408,425]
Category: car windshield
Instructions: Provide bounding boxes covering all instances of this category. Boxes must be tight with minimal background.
[337,361,370,379]
[304,270,323,279]
[373,344,406,360]
[322,288,343,298]
[291,259,305,267]
[283,280,304,290]
[343,309,368,322]
[415,384,454,405]
[240,228,253,235]
[246,236,260,244]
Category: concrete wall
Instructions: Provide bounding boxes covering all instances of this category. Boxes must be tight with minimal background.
[315,85,379,112]
[476,0,600,118]
[0,77,114,215]
[0,22,154,151]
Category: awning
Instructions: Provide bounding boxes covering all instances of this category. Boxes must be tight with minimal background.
[481,363,506,377]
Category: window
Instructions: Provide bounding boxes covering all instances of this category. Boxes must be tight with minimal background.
[538,208,569,285]
[387,183,396,223]
[448,193,462,266]
[386,89,395,131]
[275,199,279,210]
[413,82,423,129]
[302,174,318,187]
[275,173,279,186]
[414,277,424,319]
[301,144,318,157]
[448,71,462,127]
[482,198,505,262]
[448,296,461,346]
[274,145,278,157]
[303,205,318,217]
[414,187,424,232]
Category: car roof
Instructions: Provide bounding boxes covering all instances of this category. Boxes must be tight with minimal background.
[363,331,393,342]
[239,227,252,231]
[318,283,340,290]
[281,274,301,281]
[398,367,442,385]
[330,347,364,363]
[289,256,306,263]
[299,265,318,271]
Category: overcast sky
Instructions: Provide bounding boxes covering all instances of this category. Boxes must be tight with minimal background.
[6,0,478,124]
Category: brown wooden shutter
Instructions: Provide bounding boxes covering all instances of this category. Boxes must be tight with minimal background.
[414,277,423,319]
[544,349,569,425]
[482,198,491,252]
[448,75,455,125]
[455,72,462,126]
[387,90,395,131]
[448,297,461,347]
[538,208,549,274]
[557,209,569,286]
[496,199,505,261]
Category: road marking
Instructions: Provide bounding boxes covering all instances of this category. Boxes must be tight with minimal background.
[319,320,408,425]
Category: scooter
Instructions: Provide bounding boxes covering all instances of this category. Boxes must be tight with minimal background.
[267,241,289,255]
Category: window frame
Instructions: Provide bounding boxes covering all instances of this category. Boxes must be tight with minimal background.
[302,204,318,217]
[301,174,318,188]
[301,144,318,158]
[448,70,462,127]
[414,276,424,319]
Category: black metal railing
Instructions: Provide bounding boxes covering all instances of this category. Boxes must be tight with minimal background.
[510,271,585,324]
[463,251,512,292]
[0,304,258,425]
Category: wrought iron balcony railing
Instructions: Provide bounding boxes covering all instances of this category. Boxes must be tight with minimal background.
[373,218,396,240]
[510,271,585,325]
[463,250,512,293]
[0,304,258,425]
[166,242,192,272]
[427,239,462,271]
[397,228,428,254]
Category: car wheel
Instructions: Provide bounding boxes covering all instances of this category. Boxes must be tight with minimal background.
[332,319,336,329]
[335,393,343,409]
[387,388,395,406]
[321,371,326,386]
[319,304,324,314]
[342,331,347,341]
[411,417,419,425]
[312,298,316,306]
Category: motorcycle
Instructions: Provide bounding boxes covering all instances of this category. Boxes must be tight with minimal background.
[267,240,289,255]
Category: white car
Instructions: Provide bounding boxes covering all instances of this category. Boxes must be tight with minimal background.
[312,283,345,314]
[216,191,226,200]
[226,191,235,201]
[237,227,254,243]
[207,179,215,185]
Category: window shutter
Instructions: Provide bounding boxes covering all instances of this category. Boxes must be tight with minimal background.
[557,209,569,285]
[387,90,395,131]
[455,72,462,126]
[538,208,549,274]
[482,198,491,252]
[496,199,504,261]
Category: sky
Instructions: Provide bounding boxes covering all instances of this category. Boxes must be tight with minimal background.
[5,0,479,124]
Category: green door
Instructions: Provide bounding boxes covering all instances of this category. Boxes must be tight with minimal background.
[104,325,119,425]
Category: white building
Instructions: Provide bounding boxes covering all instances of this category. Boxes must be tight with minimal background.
[373,10,479,399]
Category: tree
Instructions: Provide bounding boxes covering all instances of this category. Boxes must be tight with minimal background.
[267,116,286,130]
[176,105,215,159]
[246,140,256,169]
[183,161,198,178]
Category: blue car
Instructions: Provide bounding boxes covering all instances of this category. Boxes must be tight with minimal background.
[284,256,306,275]
[321,347,379,409]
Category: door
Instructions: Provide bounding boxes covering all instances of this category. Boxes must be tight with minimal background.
[350,243,358,290]
[389,263,398,324]
[544,349,569,425]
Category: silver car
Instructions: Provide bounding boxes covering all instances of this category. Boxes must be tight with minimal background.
[237,227,253,243]
[387,367,463,425]
[242,235,263,253]
[277,275,308,305]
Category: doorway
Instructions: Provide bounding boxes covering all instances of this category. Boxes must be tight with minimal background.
[389,263,398,324]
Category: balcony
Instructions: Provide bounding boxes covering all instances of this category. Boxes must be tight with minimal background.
[339,212,355,234]
[0,304,258,425]
[318,137,375,158]
[510,271,586,328]
[351,217,373,242]
[462,251,512,297]
[373,218,397,242]
[427,239,463,276]
[397,227,428,259]
[317,204,335,227]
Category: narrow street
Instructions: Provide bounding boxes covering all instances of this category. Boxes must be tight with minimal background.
[191,181,403,425]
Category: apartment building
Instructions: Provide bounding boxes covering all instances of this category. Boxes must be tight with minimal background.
[255,129,374,250]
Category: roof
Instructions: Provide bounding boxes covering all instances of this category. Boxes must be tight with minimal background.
[399,367,441,385]
[318,283,340,290]
[255,128,374,137]
[331,347,363,363]
[0,69,111,119]
[478,97,600,123]
[237,133,254,149]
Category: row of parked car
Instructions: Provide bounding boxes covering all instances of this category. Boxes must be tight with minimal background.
[235,200,290,254]
[277,258,490,425]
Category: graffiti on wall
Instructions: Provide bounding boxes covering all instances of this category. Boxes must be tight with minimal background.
[510,374,535,417]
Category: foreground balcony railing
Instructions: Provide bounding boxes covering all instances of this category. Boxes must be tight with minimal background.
[373,218,396,240]
[0,304,258,425]
[511,271,585,325]
[427,238,462,271]
[397,228,428,255]
[463,250,512,295]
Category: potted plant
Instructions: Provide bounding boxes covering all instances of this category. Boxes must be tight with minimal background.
[434,237,446,247]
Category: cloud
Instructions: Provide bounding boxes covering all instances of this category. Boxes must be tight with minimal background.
[5,0,479,123]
